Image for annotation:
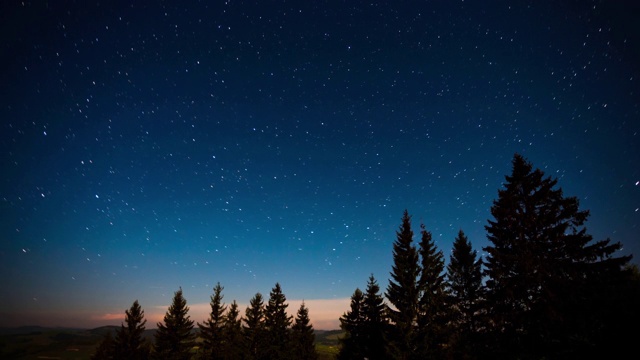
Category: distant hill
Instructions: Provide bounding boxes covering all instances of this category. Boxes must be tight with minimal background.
[0,326,344,360]
[315,329,343,359]
[86,325,120,336]
[315,329,344,344]
[86,325,156,341]
[0,327,103,359]
[0,326,91,335]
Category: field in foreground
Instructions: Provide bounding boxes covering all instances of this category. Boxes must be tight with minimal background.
[0,326,343,360]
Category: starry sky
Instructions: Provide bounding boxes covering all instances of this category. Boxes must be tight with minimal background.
[1,1,638,330]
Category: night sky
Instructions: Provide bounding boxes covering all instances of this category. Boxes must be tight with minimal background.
[1,1,638,330]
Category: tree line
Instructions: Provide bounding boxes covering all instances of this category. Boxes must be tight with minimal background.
[338,154,639,359]
[91,282,318,360]
[92,153,639,359]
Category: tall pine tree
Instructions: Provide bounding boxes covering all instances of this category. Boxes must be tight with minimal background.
[113,300,149,360]
[338,288,365,360]
[243,292,267,360]
[264,283,292,360]
[153,288,195,360]
[415,223,448,359]
[291,301,318,360]
[198,282,227,360]
[221,300,244,360]
[446,230,484,359]
[483,153,632,357]
[385,210,420,360]
[361,275,389,360]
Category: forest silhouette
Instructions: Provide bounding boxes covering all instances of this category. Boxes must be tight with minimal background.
[91,154,639,360]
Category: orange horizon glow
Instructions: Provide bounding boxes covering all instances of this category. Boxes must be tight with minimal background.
[18,297,352,331]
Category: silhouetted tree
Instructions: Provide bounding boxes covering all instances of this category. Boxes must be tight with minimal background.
[91,330,115,360]
[243,292,267,360]
[338,288,365,360]
[446,230,484,359]
[415,224,449,359]
[483,153,633,358]
[291,301,318,360]
[221,300,243,360]
[585,262,640,358]
[113,300,150,360]
[596,264,640,356]
[198,283,227,359]
[361,274,390,360]
[385,210,420,360]
[264,283,292,359]
[154,288,195,360]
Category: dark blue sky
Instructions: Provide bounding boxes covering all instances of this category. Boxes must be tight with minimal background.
[1,1,638,329]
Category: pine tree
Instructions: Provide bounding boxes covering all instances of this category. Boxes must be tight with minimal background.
[361,275,389,360]
[198,283,227,360]
[385,210,420,360]
[113,300,150,360]
[291,301,318,360]
[221,300,243,360]
[153,288,195,360]
[415,223,449,358]
[243,292,267,360]
[264,283,292,359]
[338,288,365,360]
[483,153,632,357]
[446,230,484,359]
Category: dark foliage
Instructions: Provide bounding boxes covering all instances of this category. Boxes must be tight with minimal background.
[91,330,115,360]
[264,283,293,359]
[483,153,633,358]
[243,292,267,360]
[593,264,640,357]
[198,282,227,360]
[291,301,318,360]
[446,230,485,359]
[90,154,638,360]
[91,300,149,360]
[361,275,390,360]
[339,275,390,360]
[336,154,637,360]
[221,300,244,360]
[153,288,195,360]
[415,224,448,359]
[385,209,420,360]
[114,300,150,360]
[338,288,365,360]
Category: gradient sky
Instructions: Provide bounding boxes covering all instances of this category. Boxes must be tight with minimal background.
[1,1,638,330]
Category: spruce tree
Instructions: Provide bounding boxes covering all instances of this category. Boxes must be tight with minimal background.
[243,292,266,360]
[415,223,449,359]
[483,153,632,357]
[361,275,389,360]
[446,230,484,359]
[264,283,292,359]
[113,300,149,360]
[385,210,420,360]
[153,288,195,360]
[221,300,244,360]
[198,282,227,359]
[291,301,318,360]
[338,288,365,360]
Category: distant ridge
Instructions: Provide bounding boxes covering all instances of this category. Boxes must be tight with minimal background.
[0,326,84,335]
